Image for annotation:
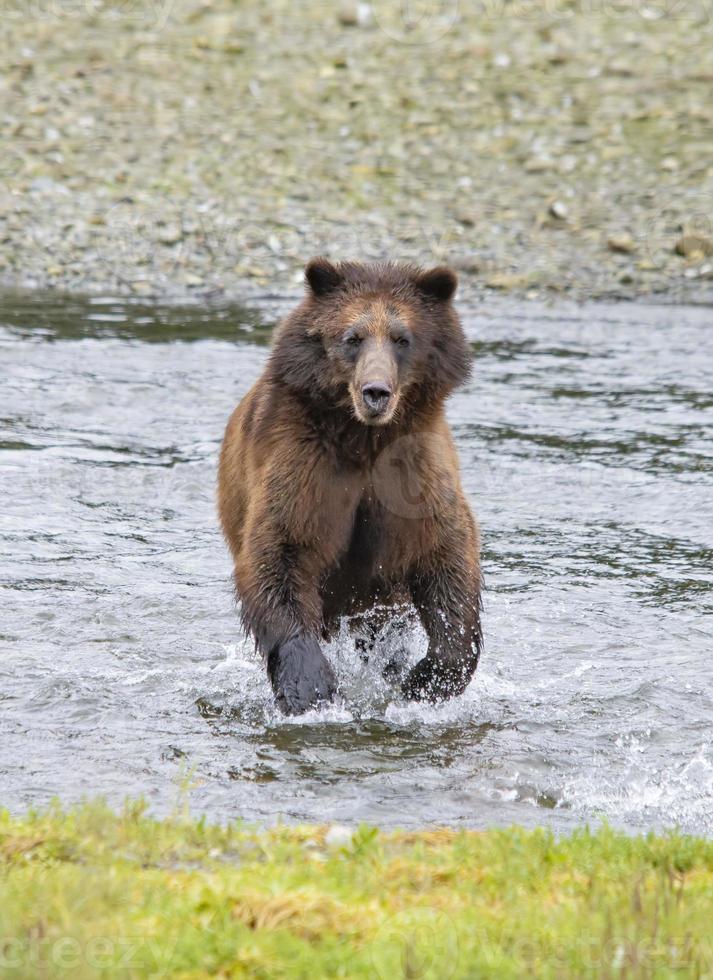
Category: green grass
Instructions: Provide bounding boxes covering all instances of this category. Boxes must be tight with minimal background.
[2,802,713,978]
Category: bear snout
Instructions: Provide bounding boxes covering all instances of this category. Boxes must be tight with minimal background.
[361,382,392,416]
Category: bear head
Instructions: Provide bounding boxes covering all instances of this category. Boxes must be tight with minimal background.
[269,258,472,427]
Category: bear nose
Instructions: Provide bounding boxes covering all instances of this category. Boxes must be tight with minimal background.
[362,382,392,413]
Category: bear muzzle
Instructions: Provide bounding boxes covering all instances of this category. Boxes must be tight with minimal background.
[351,338,399,424]
[362,382,392,414]
[355,380,397,424]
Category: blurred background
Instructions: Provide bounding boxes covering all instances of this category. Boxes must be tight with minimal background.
[2,0,713,301]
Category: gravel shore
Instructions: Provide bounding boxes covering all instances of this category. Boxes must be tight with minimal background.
[2,0,713,303]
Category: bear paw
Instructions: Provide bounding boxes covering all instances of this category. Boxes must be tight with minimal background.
[268,633,337,716]
[402,656,468,703]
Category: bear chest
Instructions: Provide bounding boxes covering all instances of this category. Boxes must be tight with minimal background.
[320,497,390,607]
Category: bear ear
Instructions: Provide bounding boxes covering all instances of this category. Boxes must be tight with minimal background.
[305,257,344,297]
[415,266,458,303]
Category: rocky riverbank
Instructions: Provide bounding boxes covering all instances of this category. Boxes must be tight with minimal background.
[2,0,713,303]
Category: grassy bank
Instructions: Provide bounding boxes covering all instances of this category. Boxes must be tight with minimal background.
[2,0,713,302]
[2,802,713,977]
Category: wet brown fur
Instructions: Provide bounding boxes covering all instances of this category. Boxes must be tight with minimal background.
[218,259,482,711]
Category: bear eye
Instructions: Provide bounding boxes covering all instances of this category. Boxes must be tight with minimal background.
[346,334,363,347]
[394,335,411,349]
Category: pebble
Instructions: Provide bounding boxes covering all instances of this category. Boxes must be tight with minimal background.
[158,228,183,245]
[337,3,359,26]
[337,3,371,26]
[675,233,713,258]
[454,209,477,227]
[486,272,531,290]
[548,200,568,221]
[524,157,553,173]
[184,273,205,286]
[607,233,636,254]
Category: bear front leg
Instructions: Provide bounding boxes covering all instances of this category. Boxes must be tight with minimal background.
[402,562,482,703]
[236,543,337,716]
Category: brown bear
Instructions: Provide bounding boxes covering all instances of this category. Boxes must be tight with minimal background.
[218,258,482,715]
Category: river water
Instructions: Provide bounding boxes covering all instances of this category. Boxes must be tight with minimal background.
[1,292,711,835]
